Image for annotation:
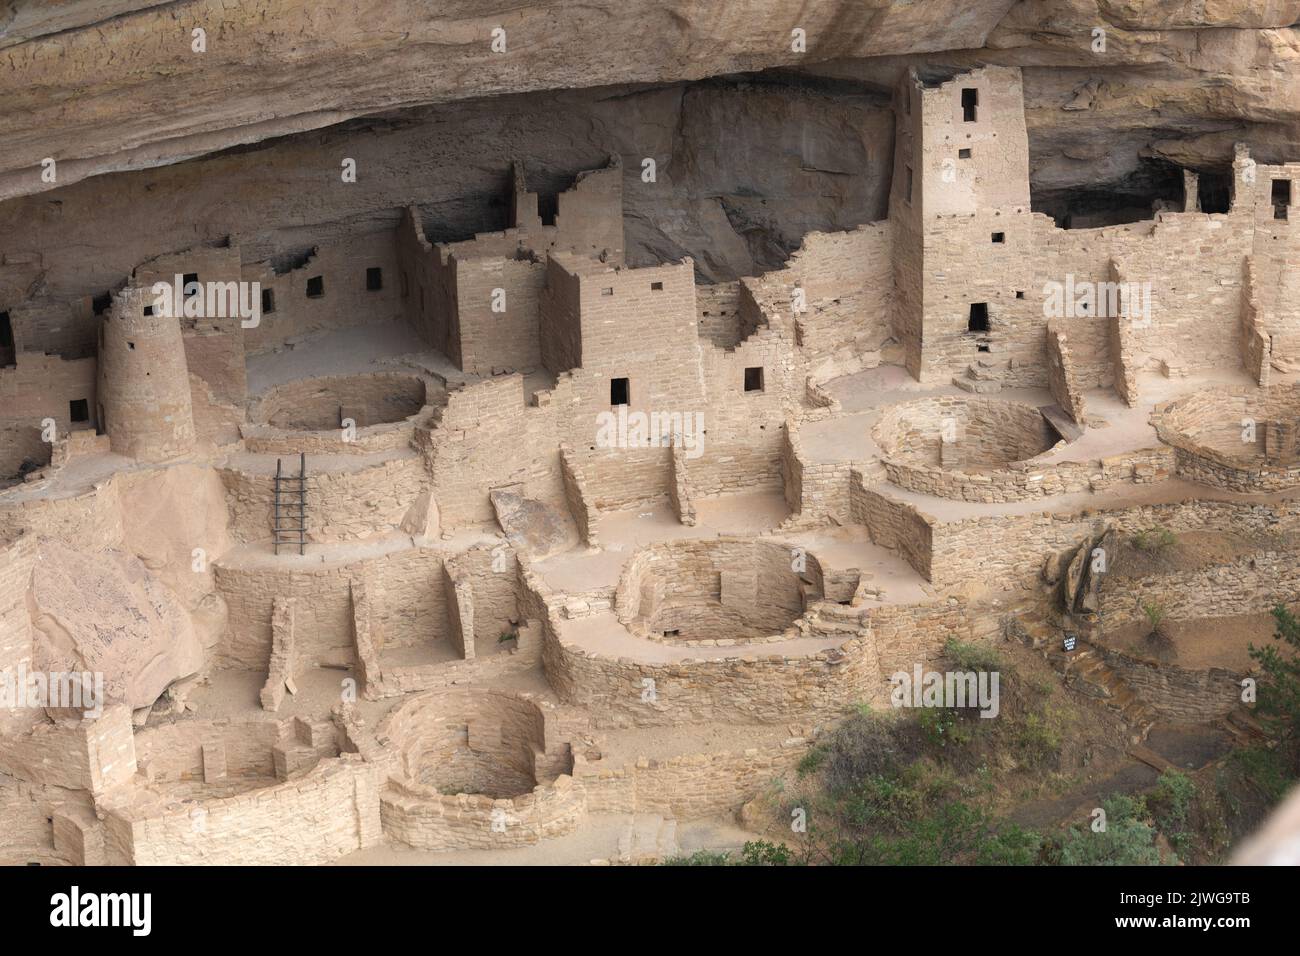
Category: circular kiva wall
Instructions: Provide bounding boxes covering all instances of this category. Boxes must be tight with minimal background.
[251,372,430,431]
[377,689,583,849]
[871,396,1072,501]
[616,538,825,645]
[1153,384,1300,491]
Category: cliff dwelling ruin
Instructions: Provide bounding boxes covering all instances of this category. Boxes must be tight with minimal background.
[2,1,1300,880]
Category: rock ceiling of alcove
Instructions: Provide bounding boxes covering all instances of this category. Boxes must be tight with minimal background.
[3,0,1296,202]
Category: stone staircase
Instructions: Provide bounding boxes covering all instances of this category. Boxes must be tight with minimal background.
[951,356,1003,393]
[560,584,616,619]
[1007,609,1156,743]
[1045,640,1157,743]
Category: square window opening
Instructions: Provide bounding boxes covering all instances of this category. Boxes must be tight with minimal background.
[69,399,89,423]
[968,303,989,333]
[306,276,325,298]
[1198,170,1232,214]
[650,281,664,291]
[538,192,559,228]
[991,232,1005,243]
[366,267,383,291]
[1272,179,1292,220]
[601,287,614,297]
[261,289,276,314]
[744,366,765,393]
[961,88,978,122]
[610,377,630,406]
[958,148,972,159]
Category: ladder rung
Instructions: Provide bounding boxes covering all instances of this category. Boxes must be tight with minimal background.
[273,454,307,556]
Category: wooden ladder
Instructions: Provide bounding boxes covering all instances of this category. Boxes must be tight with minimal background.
[273,453,308,556]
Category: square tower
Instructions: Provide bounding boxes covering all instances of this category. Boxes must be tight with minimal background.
[891,66,1037,384]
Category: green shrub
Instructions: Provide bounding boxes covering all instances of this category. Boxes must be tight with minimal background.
[662,842,794,866]
[1141,601,1167,634]
[975,824,1043,866]
[1132,527,1176,553]
[840,801,1042,866]
[1015,712,1061,768]
[819,712,922,796]
[739,841,791,866]
[919,706,974,750]
[1152,770,1195,829]
[943,638,1007,675]
[796,746,826,777]
[1055,794,1167,866]
[839,772,923,832]
[1228,746,1291,804]
[661,849,734,866]
[1249,604,1300,744]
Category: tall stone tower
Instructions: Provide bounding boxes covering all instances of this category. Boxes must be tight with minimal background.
[891,65,1035,385]
[96,285,196,462]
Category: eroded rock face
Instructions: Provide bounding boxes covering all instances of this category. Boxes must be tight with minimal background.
[0,74,893,302]
[0,0,1015,201]
[28,540,203,712]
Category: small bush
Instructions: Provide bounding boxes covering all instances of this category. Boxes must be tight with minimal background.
[819,712,922,796]
[1228,746,1291,804]
[739,841,792,866]
[662,849,733,866]
[1152,770,1195,829]
[839,772,924,832]
[919,706,973,750]
[1248,604,1300,744]
[796,746,826,777]
[1054,794,1167,866]
[839,801,1042,866]
[1132,526,1176,553]
[943,638,1007,675]
[662,842,794,866]
[1015,712,1061,768]
[1141,601,1167,634]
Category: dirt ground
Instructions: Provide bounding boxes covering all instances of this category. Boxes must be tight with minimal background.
[1105,611,1277,672]
[1109,529,1289,580]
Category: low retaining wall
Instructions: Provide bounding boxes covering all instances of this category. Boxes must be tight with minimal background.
[103,754,384,865]
[881,446,1172,503]
[1095,645,1244,723]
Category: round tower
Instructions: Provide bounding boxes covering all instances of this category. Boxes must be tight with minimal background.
[96,285,196,462]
